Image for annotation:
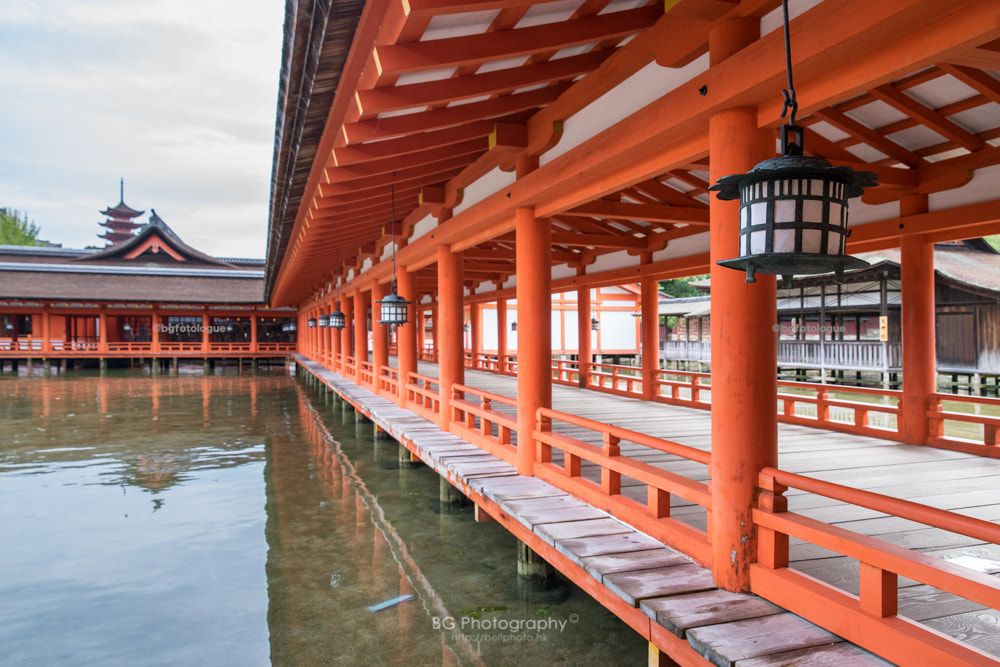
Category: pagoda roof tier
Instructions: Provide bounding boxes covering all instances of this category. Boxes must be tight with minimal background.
[100,201,145,219]
[99,220,142,229]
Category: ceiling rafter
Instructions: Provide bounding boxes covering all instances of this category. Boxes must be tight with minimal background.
[357,50,609,118]
[372,5,660,77]
[342,85,569,143]
[871,83,986,152]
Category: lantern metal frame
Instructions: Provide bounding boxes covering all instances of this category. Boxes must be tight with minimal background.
[318,314,329,328]
[709,0,877,285]
[307,317,317,328]
[591,316,600,332]
[377,177,410,326]
[329,308,345,329]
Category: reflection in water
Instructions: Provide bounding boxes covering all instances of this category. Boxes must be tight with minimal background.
[0,370,645,666]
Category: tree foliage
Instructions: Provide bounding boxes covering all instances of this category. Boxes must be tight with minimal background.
[0,209,42,246]
[658,275,709,298]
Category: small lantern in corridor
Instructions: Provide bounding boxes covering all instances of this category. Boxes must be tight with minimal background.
[318,314,329,328]
[288,321,297,332]
[511,321,517,332]
[376,177,410,325]
[378,282,410,326]
[709,0,877,286]
[123,322,132,332]
[307,317,316,328]
[591,316,600,332]
[329,309,345,329]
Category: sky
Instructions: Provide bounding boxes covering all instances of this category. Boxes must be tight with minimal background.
[0,1,285,258]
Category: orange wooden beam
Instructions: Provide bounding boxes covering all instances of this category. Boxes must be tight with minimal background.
[373,6,661,76]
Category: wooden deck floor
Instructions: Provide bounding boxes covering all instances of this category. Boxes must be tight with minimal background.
[300,356,1000,664]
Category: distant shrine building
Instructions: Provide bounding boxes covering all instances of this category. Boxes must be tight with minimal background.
[0,188,296,371]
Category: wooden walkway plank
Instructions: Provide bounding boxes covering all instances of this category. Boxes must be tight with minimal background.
[640,589,782,639]
[686,613,842,667]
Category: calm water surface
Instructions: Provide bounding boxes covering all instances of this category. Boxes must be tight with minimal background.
[0,369,645,666]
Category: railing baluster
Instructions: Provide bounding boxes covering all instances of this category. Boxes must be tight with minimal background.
[601,432,621,496]
[859,562,898,618]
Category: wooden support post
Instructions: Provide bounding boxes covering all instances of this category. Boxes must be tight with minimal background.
[439,475,464,510]
[497,298,508,374]
[516,202,551,477]
[577,271,591,389]
[516,539,555,583]
[437,243,464,430]
[354,288,368,375]
[98,309,108,354]
[151,310,161,355]
[341,293,354,371]
[202,313,211,353]
[900,196,935,446]
[641,273,659,401]
[707,13,772,594]
[396,268,417,408]
[250,310,258,355]
[372,280,388,392]
[40,307,51,354]
[470,302,481,369]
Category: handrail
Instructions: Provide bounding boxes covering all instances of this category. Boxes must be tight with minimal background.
[753,466,1000,666]
[405,371,441,422]
[534,406,712,566]
[928,393,1000,453]
[449,383,518,465]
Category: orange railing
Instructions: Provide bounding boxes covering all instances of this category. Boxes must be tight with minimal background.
[534,407,713,566]
[406,371,441,423]
[379,366,399,398]
[342,355,357,378]
[551,359,581,386]
[107,341,153,353]
[358,360,375,388]
[449,384,518,466]
[0,339,294,356]
[654,368,712,407]
[777,381,900,438]
[928,393,1000,457]
[752,467,1000,667]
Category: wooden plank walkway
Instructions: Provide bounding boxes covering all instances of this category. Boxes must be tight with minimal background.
[296,355,908,666]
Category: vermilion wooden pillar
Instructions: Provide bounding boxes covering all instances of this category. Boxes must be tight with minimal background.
[250,311,258,354]
[396,267,417,408]
[437,244,464,430]
[708,17,773,593]
[470,303,481,368]
[202,313,211,353]
[372,280,388,388]
[900,195,936,445]
[40,307,51,354]
[98,309,108,353]
[497,298,508,373]
[341,294,354,369]
[577,271,591,389]
[331,300,341,370]
[354,289,368,374]
[516,198,551,477]
[641,273,659,400]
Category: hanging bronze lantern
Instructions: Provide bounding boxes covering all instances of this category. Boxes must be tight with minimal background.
[709,0,878,285]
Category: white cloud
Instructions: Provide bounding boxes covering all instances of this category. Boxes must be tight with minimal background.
[0,0,284,257]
